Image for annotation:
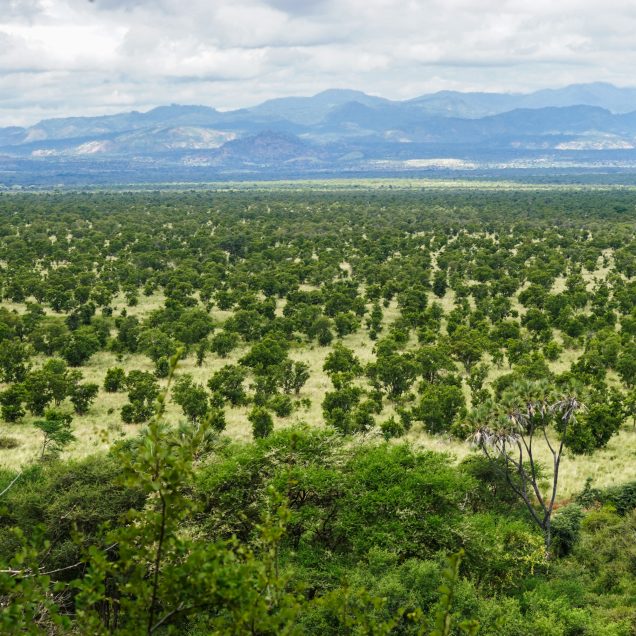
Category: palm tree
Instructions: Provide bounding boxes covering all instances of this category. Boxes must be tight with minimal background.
[470,380,584,554]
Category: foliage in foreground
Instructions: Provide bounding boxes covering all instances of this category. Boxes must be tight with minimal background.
[0,392,482,636]
[0,421,634,634]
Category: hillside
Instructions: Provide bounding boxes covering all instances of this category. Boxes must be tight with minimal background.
[5,84,636,185]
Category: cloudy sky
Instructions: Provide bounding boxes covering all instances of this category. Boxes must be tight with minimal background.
[1,0,636,125]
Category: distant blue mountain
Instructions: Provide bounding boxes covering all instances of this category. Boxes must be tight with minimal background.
[403,82,636,118]
[4,83,636,185]
[246,89,391,125]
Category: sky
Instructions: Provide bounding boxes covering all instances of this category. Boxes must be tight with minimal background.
[1,0,636,126]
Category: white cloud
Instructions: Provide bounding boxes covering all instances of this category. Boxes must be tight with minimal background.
[1,0,636,125]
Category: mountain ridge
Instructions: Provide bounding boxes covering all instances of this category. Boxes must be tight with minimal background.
[7,82,636,144]
[5,83,636,184]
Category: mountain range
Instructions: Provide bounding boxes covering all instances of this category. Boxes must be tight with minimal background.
[6,82,636,185]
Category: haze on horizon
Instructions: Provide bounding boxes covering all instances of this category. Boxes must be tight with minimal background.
[2,0,636,126]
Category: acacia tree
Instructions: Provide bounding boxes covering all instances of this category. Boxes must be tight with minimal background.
[470,385,583,553]
[279,360,310,395]
[209,331,239,358]
[33,408,75,460]
[0,384,26,422]
[172,374,209,423]
[0,339,30,383]
[69,383,99,415]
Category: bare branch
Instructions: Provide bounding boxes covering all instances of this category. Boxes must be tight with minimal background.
[0,472,21,499]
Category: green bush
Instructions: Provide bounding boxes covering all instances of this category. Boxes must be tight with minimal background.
[551,504,584,557]
[249,406,274,439]
[0,456,145,581]
[602,481,636,516]
[576,479,636,516]
[269,393,293,418]
[380,416,405,440]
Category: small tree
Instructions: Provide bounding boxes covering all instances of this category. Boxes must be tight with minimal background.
[449,326,486,373]
[196,340,208,367]
[367,351,418,399]
[104,367,126,392]
[209,331,239,358]
[418,383,466,435]
[432,270,448,298]
[0,384,26,422]
[138,328,178,363]
[308,316,334,346]
[280,360,310,395]
[366,302,383,338]
[22,370,54,416]
[322,383,363,435]
[70,383,99,415]
[207,406,227,434]
[208,365,247,406]
[249,406,274,439]
[41,358,78,406]
[123,370,160,423]
[61,327,100,366]
[467,363,490,395]
[172,375,209,423]
[0,339,30,383]
[616,346,636,388]
[33,408,75,460]
[269,394,293,418]
[416,344,457,384]
[240,336,288,374]
[323,343,362,378]
[154,356,170,379]
[471,385,583,553]
[334,312,360,338]
[565,387,624,454]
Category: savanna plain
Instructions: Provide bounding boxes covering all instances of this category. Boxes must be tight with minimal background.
[0,184,634,634]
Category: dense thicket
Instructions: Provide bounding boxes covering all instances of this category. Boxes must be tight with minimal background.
[1,425,634,634]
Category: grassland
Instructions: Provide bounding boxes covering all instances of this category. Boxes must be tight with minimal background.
[3,275,635,500]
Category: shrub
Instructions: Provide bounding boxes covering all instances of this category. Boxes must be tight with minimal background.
[575,478,636,516]
[154,356,170,378]
[575,477,603,508]
[380,416,404,440]
[602,481,636,516]
[0,456,145,580]
[103,367,126,392]
[551,504,584,557]
[269,394,293,418]
[249,406,274,439]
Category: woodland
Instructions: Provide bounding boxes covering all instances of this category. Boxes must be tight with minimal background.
[0,186,634,634]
